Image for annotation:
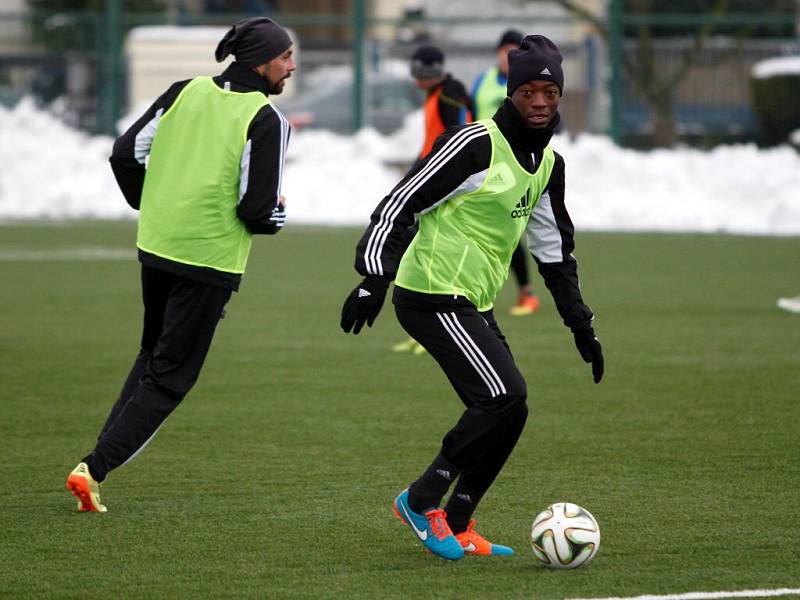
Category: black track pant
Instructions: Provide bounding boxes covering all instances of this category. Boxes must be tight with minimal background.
[394,290,528,521]
[84,265,231,481]
[510,242,530,288]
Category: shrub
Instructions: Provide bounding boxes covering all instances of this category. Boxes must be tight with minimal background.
[750,57,800,145]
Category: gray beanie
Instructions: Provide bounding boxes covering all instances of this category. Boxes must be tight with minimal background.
[410,45,445,80]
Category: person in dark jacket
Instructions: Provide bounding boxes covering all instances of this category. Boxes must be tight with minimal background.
[410,44,473,160]
[341,35,603,560]
[393,45,474,355]
[66,17,295,513]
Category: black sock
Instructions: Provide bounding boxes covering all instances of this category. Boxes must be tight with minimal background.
[82,454,105,483]
[408,454,460,514]
[444,484,485,534]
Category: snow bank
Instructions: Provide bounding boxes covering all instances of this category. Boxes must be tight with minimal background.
[2,98,799,235]
[751,55,800,79]
[0,98,122,219]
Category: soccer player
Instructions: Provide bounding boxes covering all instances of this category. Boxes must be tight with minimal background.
[341,35,604,560]
[473,29,542,317]
[66,17,295,512]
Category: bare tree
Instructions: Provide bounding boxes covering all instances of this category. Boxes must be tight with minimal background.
[549,0,735,146]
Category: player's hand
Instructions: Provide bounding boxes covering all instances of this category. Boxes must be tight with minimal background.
[340,276,390,334]
[269,202,286,229]
[572,326,604,383]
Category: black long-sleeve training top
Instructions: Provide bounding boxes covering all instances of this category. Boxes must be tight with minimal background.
[110,61,289,290]
[355,99,594,330]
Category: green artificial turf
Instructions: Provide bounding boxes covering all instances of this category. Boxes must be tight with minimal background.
[0,222,798,599]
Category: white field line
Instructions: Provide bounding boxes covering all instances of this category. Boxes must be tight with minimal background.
[569,588,800,600]
[0,247,135,261]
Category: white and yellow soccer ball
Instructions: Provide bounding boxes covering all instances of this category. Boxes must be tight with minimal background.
[530,502,600,569]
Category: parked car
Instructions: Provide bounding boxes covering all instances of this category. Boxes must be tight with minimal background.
[276,74,423,135]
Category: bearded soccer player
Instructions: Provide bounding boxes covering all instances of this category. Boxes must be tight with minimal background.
[66,17,294,512]
[341,35,604,560]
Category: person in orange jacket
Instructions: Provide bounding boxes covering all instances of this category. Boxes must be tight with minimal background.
[393,46,473,355]
[410,45,473,160]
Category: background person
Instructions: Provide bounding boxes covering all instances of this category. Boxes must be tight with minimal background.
[394,44,474,355]
[473,29,541,317]
[66,17,295,513]
[341,35,604,560]
[411,44,473,162]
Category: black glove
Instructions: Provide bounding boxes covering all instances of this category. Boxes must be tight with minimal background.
[340,276,390,334]
[572,326,604,384]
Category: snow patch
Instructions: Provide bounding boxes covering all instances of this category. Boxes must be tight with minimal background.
[752,55,800,79]
[2,98,800,235]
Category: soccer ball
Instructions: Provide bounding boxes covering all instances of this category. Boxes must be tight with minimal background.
[530,502,600,569]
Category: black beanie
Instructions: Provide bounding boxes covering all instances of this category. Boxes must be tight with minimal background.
[410,45,445,80]
[215,17,292,68]
[496,29,524,49]
[507,34,564,96]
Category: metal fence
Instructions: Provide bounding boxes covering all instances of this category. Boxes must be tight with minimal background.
[0,9,118,133]
[607,4,799,145]
[1,4,797,146]
[615,36,800,142]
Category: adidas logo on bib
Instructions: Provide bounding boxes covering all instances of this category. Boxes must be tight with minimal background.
[511,193,532,219]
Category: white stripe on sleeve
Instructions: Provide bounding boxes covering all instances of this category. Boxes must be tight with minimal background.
[239,139,252,204]
[418,168,489,216]
[272,105,290,197]
[134,108,163,166]
[527,190,563,263]
[364,123,488,276]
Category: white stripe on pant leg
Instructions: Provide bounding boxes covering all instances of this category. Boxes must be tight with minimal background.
[436,312,500,397]
[449,313,507,395]
[121,424,163,467]
[444,312,507,396]
[437,313,498,397]
[440,312,506,396]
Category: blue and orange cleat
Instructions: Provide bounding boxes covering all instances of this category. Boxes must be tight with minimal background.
[393,489,464,561]
[455,519,514,556]
[66,462,107,513]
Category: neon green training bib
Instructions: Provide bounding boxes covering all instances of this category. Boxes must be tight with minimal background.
[395,119,555,311]
[474,68,508,120]
[137,77,269,274]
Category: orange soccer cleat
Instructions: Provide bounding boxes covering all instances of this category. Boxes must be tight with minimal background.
[66,462,107,513]
[393,489,464,560]
[455,520,513,556]
[509,292,540,316]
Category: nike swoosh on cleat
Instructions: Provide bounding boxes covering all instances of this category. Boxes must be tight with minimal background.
[398,500,428,541]
[464,542,477,552]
